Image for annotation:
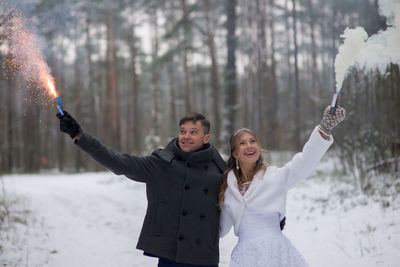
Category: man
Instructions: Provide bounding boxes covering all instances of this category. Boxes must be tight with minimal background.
[57,111,226,267]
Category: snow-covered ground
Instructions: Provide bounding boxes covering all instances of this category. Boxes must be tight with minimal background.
[1,155,399,267]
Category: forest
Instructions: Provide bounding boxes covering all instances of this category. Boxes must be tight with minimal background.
[0,0,399,193]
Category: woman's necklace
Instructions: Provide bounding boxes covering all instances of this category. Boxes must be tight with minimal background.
[238,168,266,196]
[239,180,251,195]
[238,172,253,195]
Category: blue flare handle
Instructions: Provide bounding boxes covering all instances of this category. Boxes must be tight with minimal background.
[56,96,64,116]
[329,93,339,115]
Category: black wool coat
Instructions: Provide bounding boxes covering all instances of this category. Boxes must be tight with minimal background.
[76,132,226,265]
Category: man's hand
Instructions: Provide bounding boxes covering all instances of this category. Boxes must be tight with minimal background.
[319,106,346,135]
[56,111,81,139]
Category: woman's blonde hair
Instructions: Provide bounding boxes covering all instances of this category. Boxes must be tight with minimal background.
[218,128,266,209]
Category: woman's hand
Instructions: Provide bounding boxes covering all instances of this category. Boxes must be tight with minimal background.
[318,106,346,135]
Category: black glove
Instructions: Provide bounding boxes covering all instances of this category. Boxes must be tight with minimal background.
[56,111,81,139]
[280,216,286,231]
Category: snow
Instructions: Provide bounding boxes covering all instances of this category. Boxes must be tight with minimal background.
[1,156,399,267]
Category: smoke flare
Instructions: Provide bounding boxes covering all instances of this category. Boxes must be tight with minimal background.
[334,0,400,92]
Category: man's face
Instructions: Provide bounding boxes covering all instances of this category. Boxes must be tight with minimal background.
[178,121,210,152]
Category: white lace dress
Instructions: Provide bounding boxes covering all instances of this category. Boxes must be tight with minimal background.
[229,208,308,267]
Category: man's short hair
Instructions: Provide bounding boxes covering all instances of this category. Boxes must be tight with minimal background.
[179,112,211,134]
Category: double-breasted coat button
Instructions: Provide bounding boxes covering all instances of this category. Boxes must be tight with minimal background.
[178,235,184,241]
[196,238,202,245]
[203,188,209,195]
[184,184,190,190]
[182,210,188,216]
[199,213,205,220]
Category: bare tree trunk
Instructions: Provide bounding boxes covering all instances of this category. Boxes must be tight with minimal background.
[0,63,4,173]
[41,95,51,170]
[390,64,400,170]
[166,1,179,137]
[85,7,97,137]
[54,62,66,171]
[255,0,268,146]
[307,0,320,123]
[249,72,256,131]
[225,0,238,141]
[307,0,318,94]
[150,6,161,140]
[84,11,102,170]
[167,39,178,138]
[204,0,221,146]
[127,25,141,153]
[268,0,279,149]
[74,47,83,171]
[6,57,14,172]
[292,0,301,150]
[22,97,40,172]
[197,65,207,114]
[168,63,177,135]
[331,0,338,91]
[180,0,193,114]
[283,0,294,149]
[106,11,121,150]
[241,0,256,133]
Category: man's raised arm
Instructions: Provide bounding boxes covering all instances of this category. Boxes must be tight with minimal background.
[57,111,155,183]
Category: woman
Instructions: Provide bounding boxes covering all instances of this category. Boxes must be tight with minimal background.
[219,106,345,267]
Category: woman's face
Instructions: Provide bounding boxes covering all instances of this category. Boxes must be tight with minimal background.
[234,132,261,168]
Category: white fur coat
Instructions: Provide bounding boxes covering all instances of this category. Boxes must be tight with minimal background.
[219,127,333,237]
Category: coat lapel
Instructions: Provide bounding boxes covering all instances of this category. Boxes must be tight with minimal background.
[227,170,244,203]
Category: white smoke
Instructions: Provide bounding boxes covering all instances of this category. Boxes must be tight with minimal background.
[334,0,400,92]
[334,27,368,91]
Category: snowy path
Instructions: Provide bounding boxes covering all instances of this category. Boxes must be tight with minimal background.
[1,171,399,267]
[2,173,158,267]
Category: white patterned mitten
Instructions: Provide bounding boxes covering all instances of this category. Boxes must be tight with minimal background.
[318,106,346,135]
